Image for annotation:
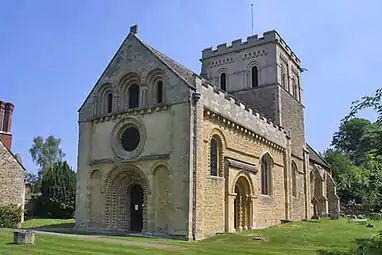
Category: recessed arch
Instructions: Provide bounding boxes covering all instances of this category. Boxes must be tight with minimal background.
[146,68,166,105]
[231,171,255,195]
[118,72,141,110]
[97,83,114,115]
[217,68,228,91]
[247,61,261,88]
[152,163,170,233]
[104,164,149,232]
[206,128,226,177]
[259,151,274,196]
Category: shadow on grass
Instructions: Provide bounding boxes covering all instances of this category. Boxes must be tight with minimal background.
[317,232,382,255]
[34,223,74,229]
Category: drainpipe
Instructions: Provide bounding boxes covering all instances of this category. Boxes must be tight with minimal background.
[191,92,201,241]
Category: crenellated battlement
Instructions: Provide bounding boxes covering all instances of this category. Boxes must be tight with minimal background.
[201,30,300,65]
[197,78,288,148]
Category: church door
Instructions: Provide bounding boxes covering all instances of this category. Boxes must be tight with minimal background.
[130,184,144,232]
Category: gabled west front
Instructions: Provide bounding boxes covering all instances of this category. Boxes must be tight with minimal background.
[75,25,339,240]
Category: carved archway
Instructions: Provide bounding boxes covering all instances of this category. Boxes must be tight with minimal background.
[104,165,148,232]
[233,176,252,231]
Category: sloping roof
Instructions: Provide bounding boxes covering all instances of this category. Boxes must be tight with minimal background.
[138,38,197,88]
[78,32,197,112]
[306,143,330,168]
[0,138,26,171]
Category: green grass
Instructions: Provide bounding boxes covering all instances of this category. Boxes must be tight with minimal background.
[21,218,75,229]
[0,217,379,254]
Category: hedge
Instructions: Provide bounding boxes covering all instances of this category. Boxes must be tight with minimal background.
[0,205,23,228]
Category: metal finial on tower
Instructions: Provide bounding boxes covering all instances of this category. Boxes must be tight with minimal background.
[251,4,254,34]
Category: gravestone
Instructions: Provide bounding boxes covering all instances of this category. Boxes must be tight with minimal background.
[13,230,35,245]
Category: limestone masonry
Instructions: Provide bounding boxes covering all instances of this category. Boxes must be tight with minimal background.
[0,100,26,222]
[75,25,340,240]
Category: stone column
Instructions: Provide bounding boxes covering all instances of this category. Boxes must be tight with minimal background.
[227,193,236,232]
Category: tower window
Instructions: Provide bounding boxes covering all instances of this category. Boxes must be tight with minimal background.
[220,73,226,91]
[251,66,259,88]
[128,84,139,109]
[106,93,113,114]
[157,81,163,104]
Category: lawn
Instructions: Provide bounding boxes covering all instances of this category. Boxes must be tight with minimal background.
[0,217,379,254]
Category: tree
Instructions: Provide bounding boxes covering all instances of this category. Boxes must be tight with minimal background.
[29,136,65,177]
[40,161,76,218]
[324,149,366,204]
[331,118,380,165]
[343,88,381,122]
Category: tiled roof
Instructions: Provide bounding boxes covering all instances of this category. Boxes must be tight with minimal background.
[306,143,330,168]
[137,36,197,88]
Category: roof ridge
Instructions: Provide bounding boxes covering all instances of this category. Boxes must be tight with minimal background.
[132,34,197,89]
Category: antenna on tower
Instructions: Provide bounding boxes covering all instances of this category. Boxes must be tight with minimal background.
[251,4,254,34]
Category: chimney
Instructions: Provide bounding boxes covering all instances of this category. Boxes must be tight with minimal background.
[0,101,5,131]
[0,101,14,149]
[3,102,14,133]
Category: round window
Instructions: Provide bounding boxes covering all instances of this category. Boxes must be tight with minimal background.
[121,127,140,152]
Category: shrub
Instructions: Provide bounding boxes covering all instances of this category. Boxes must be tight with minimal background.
[369,213,382,220]
[0,205,23,228]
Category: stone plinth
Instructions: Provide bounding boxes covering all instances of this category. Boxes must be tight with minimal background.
[13,230,35,245]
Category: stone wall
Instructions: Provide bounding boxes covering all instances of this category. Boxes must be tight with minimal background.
[232,85,278,123]
[0,140,25,219]
[76,32,194,239]
[279,87,306,158]
[290,156,306,220]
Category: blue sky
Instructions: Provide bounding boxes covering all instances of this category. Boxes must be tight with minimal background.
[1,0,380,173]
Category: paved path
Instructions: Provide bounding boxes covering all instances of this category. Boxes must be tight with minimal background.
[13,229,181,250]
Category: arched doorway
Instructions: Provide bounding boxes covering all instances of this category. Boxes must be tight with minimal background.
[104,166,148,232]
[233,176,252,231]
[129,184,144,232]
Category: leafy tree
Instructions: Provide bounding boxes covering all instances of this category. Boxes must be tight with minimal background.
[331,118,381,165]
[324,149,365,204]
[40,161,76,218]
[343,88,381,122]
[29,135,65,177]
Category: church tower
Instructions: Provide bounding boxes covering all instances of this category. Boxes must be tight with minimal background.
[200,30,306,158]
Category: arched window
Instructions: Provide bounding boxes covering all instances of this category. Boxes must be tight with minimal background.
[210,138,218,176]
[281,72,287,89]
[251,66,259,88]
[261,154,272,195]
[106,93,113,114]
[157,81,163,104]
[292,161,297,197]
[128,84,139,108]
[220,73,226,91]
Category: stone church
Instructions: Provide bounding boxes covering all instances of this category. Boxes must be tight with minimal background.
[75,25,339,240]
